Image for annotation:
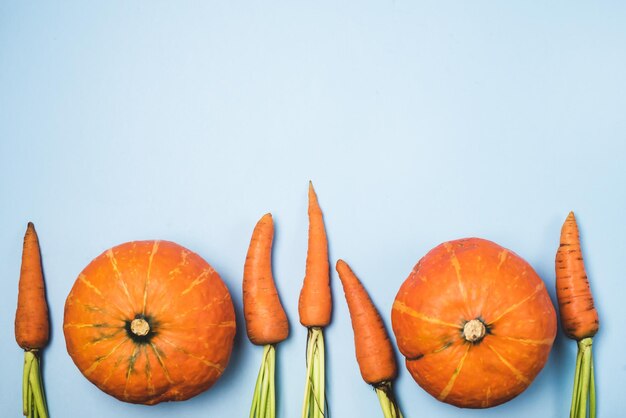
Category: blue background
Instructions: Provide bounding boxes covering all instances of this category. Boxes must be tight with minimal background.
[1,2,625,417]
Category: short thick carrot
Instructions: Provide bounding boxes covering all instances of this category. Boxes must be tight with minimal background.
[555,212,599,418]
[243,213,289,345]
[298,181,332,328]
[556,211,599,341]
[15,222,49,350]
[336,259,396,384]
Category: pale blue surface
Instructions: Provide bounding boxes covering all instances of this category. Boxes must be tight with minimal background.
[1,2,626,417]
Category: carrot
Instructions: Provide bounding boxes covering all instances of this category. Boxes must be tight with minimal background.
[244,213,289,418]
[336,259,402,418]
[299,182,331,418]
[298,181,332,327]
[555,212,599,418]
[244,213,289,345]
[15,223,49,350]
[14,222,49,418]
[556,212,599,340]
[336,260,396,384]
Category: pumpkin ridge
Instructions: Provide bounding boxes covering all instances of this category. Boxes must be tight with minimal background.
[485,343,530,384]
[82,328,125,349]
[77,273,129,314]
[393,300,459,328]
[158,336,225,372]
[123,345,140,399]
[76,300,124,321]
[495,335,554,346]
[443,243,471,317]
[487,283,544,325]
[102,351,127,386]
[164,250,190,283]
[163,320,236,332]
[166,296,221,321]
[407,339,463,363]
[180,268,213,296]
[496,250,509,270]
[106,249,135,312]
[438,345,470,401]
[143,345,156,395]
[149,342,173,384]
[64,322,120,329]
[142,241,160,316]
[84,337,130,376]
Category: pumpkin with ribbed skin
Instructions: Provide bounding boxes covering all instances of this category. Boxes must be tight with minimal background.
[64,240,236,405]
[391,238,556,408]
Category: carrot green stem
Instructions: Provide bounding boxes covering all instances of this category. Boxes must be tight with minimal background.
[570,345,583,418]
[375,382,403,418]
[301,327,326,418]
[24,351,48,418]
[589,354,596,418]
[268,346,276,418]
[317,329,325,418]
[249,345,277,418]
[300,329,316,418]
[570,338,594,418]
[23,351,34,415]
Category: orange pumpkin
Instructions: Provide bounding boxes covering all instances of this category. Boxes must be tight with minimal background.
[391,238,556,408]
[63,240,236,405]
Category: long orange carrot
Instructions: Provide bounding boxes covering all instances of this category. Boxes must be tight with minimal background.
[14,222,50,418]
[298,181,331,327]
[555,212,599,418]
[15,223,49,350]
[336,259,402,418]
[243,213,289,345]
[243,213,289,418]
[299,182,331,418]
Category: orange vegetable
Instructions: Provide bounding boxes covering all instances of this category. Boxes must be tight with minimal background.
[555,211,599,340]
[243,213,289,418]
[15,222,49,350]
[243,213,289,345]
[392,238,556,408]
[299,182,331,418]
[555,212,598,418]
[298,182,332,327]
[64,240,236,405]
[337,259,403,418]
[336,259,396,385]
[15,222,50,418]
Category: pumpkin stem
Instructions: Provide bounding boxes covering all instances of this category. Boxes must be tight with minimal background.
[463,319,486,343]
[130,318,150,337]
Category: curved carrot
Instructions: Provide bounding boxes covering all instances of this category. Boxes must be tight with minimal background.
[336,259,402,418]
[243,213,289,345]
[556,211,599,340]
[555,212,599,418]
[336,259,397,384]
[298,181,332,327]
[15,222,49,350]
